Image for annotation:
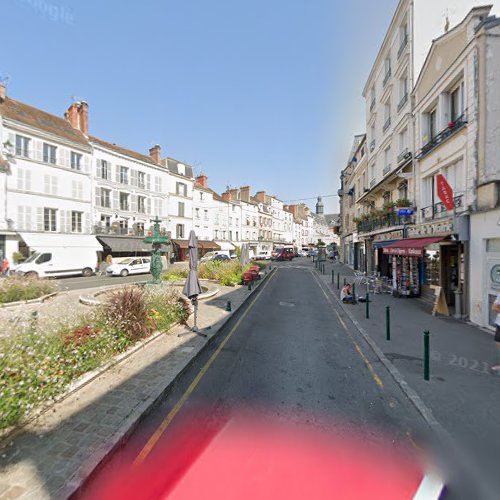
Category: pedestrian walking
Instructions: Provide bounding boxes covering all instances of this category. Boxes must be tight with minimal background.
[1,257,10,276]
[491,293,500,372]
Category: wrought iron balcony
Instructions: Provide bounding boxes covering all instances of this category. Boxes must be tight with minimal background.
[416,114,467,159]
[383,68,392,87]
[370,140,376,152]
[370,178,376,188]
[370,98,376,112]
[420,195,464,221]
[383,116,391,132]
[397,35,408,59]
[397,93,408,112]
[383,164,391,176]
[357,213,415,234]
[397,148,412,165]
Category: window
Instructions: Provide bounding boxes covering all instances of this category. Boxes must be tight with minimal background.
[135,223,145,235]
[44,175,58,195]
[176,224,184,239]
[137,196,146,214]
[119,166,129,184]
[15,135,30,157]
[178,202,185,217]
[100,160,110,180]
[429,108,438,140]
[101,188,111,208]
[119,219,128,233]
[200,192,204,201]
[176,182,187,196]
[195,208,200,219]
[36,253,52,264]
[44,208,57,232]
[398,181,408,200]
[229,230,233,240]
[43,143,57,164]
[154,176,162,192]
[101,215,111,228]
[119,192,129,211]
[71,211,83,232]
[450,85,463,122]
[204,210,208,221]
[138,171,146,189]
[71,152,82,170]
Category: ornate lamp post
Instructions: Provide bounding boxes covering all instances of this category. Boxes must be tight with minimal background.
[143,216,170,285]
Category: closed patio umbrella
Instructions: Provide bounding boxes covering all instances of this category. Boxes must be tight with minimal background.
[240,243,249,270]
[183,230,204,335]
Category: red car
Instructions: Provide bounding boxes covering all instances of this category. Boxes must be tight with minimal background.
[271,248,294,261]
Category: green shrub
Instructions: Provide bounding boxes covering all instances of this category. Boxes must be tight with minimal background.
[161,268,189,282]
[0,275,56,304]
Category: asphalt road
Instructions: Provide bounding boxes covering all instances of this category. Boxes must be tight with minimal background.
[54,273,151,291]
[79,263,453,498]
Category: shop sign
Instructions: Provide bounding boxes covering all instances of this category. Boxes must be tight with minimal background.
[436,174,455,210]
[383,246,423,257]
[398,208,414,216]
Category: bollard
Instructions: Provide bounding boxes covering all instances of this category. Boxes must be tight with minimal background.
[352,282,356,301]
[424,330,430,381]
[365,292,370,319]
[248,282,252,291]
[343,277,347,286]
[226,300,232,312]
[337,273,340,289]
[386,305,390,341]
[332,270,334,284]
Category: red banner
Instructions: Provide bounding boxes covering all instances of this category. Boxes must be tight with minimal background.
[436,174,454,210]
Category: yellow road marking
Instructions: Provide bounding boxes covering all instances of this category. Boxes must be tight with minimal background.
[133,270,278,466]
[310,271,384,389]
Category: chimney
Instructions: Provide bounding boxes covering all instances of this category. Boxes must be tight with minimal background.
[255,191,266,203]
[196,175,208,189]
[229,188,238,200]
[77,101,89,135]
[240,186,251,202]
[0,83,5,103]
[149,144,161,163]
[222,192,231,201]
[67,102,80,130]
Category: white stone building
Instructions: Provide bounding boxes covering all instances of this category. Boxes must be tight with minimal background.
[0,91,95,264]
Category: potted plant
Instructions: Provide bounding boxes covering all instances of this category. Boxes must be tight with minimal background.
[395,198,412,207]
[383,201,396,213]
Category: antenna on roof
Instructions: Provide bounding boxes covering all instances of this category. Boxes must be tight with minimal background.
[70,95,84,103]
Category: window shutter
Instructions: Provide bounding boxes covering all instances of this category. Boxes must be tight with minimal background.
[146,174,151,190]
[115,165,121,183]
[107,161,112,181]
[36,207,44,231]
[131,169,138,187]
[60,148,68,168]
[146,198,151,215]
[44,175,51,194]
[25,170,32,191]
[83,155,89,173]
[72,181,77,199]
[78,181,83,199]
[17,206,25,230]
[34,140,43,161]
[25,207,32,231]
[130,194,137,213]
[8,132,16,155]
[17,168,24,190]
[96,159,101,178]
[95,187,102,207]
[113,190,119,210]
[84,213,90,234]
[52,176,58,196]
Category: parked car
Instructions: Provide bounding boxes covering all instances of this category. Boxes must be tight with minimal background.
[201,251,234,262]
[254,250,272,260]
[271,248,294,261]
[106,257,151,277]
[210,254,230,262]
[14,247,99,279]
[298,250,308,257]
[308,249,318,257]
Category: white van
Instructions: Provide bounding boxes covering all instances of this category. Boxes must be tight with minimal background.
[15,247,100,278]
[200,250,235,262]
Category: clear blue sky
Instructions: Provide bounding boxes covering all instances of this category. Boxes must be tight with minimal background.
[3,0,398,213]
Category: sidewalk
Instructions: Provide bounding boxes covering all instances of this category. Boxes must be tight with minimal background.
[312,259,500,494]
[0,276,271,499]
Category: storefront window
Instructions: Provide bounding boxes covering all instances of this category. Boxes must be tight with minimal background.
[424,245,440,286]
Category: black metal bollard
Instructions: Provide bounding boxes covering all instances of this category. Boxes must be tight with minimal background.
[337,273,340,289]
[226,300,232,312]
[343,277,347,286]
[248,282,252,291]
[424,330,430,380]
[352,282,356,301]
[365,292,370,319]
[386,306,390,340]
[332,270,334,284]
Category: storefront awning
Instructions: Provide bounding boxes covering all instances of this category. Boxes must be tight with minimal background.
[171,239,189,249]
[98,236,168,253]
[198,240,221,250]
[382,237,446,257]
[215,241,236,251]
[20,233,103,251]
[373,240,398,248]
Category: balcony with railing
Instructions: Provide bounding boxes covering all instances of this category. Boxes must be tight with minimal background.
[383,163,391,176]
[370,178,376,188]
[397,93,408,112]
[370,98,376,112]
[383,68,392,87]
[357,212,415,234]
[397,148,412,165]
[383,116,391,132]
[420,195,464,222]
[416,114,467,159]
[93,225,146,236]
[397,35,408,59]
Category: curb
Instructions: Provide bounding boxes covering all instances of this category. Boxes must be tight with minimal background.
[65,267,277,499]
[0,291,59,308]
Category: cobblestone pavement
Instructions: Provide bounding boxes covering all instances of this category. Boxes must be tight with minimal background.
[0,277,261,499]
